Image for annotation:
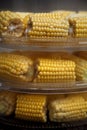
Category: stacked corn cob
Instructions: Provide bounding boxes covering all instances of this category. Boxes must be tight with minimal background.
[34,58,76,83]
[0,11,23,37]
[15,94,47,122]
[25,16,69,39]
[0,91,16,116]
[69,14,87,38]
[0,53,34,82]
[0,11,32,37]
[76,53,87,81]
[0,11,19,33]
[70,55,87,81]
[0,10,71,39]
[49,94,87,122]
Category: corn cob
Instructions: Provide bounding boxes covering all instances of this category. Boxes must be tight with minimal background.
[25,16,69,38]
[0,53,34,82]
[69,14,87,38]
[0,91,16,116]
[69,55,87,81]
[34,58,76,83]
[49,94,87,122]
[15,94,47,122]
[0,11,25,37]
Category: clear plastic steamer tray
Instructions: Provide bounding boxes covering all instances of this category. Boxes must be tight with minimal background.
[0,10,87,129]
[0,10,87,94]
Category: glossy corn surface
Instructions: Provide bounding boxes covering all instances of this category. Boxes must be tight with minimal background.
[34,58,76,83]
[25,16,69,38]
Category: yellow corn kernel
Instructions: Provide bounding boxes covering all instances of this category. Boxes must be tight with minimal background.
[0,53,34,82]
[15,94,47,122]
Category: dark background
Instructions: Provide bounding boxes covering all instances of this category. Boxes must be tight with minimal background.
[0,0,87,12]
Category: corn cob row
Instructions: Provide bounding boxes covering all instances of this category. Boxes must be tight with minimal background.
[69,14,87,38]
[1,10,87,39]
[15,94,47,122]
[25,16,69,38]
[49,94,87,122]
[0,91,16,116]
[34,58,76,83]
[0,53,34,82]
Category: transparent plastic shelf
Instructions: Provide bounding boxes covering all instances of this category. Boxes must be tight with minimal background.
[0,36,87,51]
[0,80,87,94]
